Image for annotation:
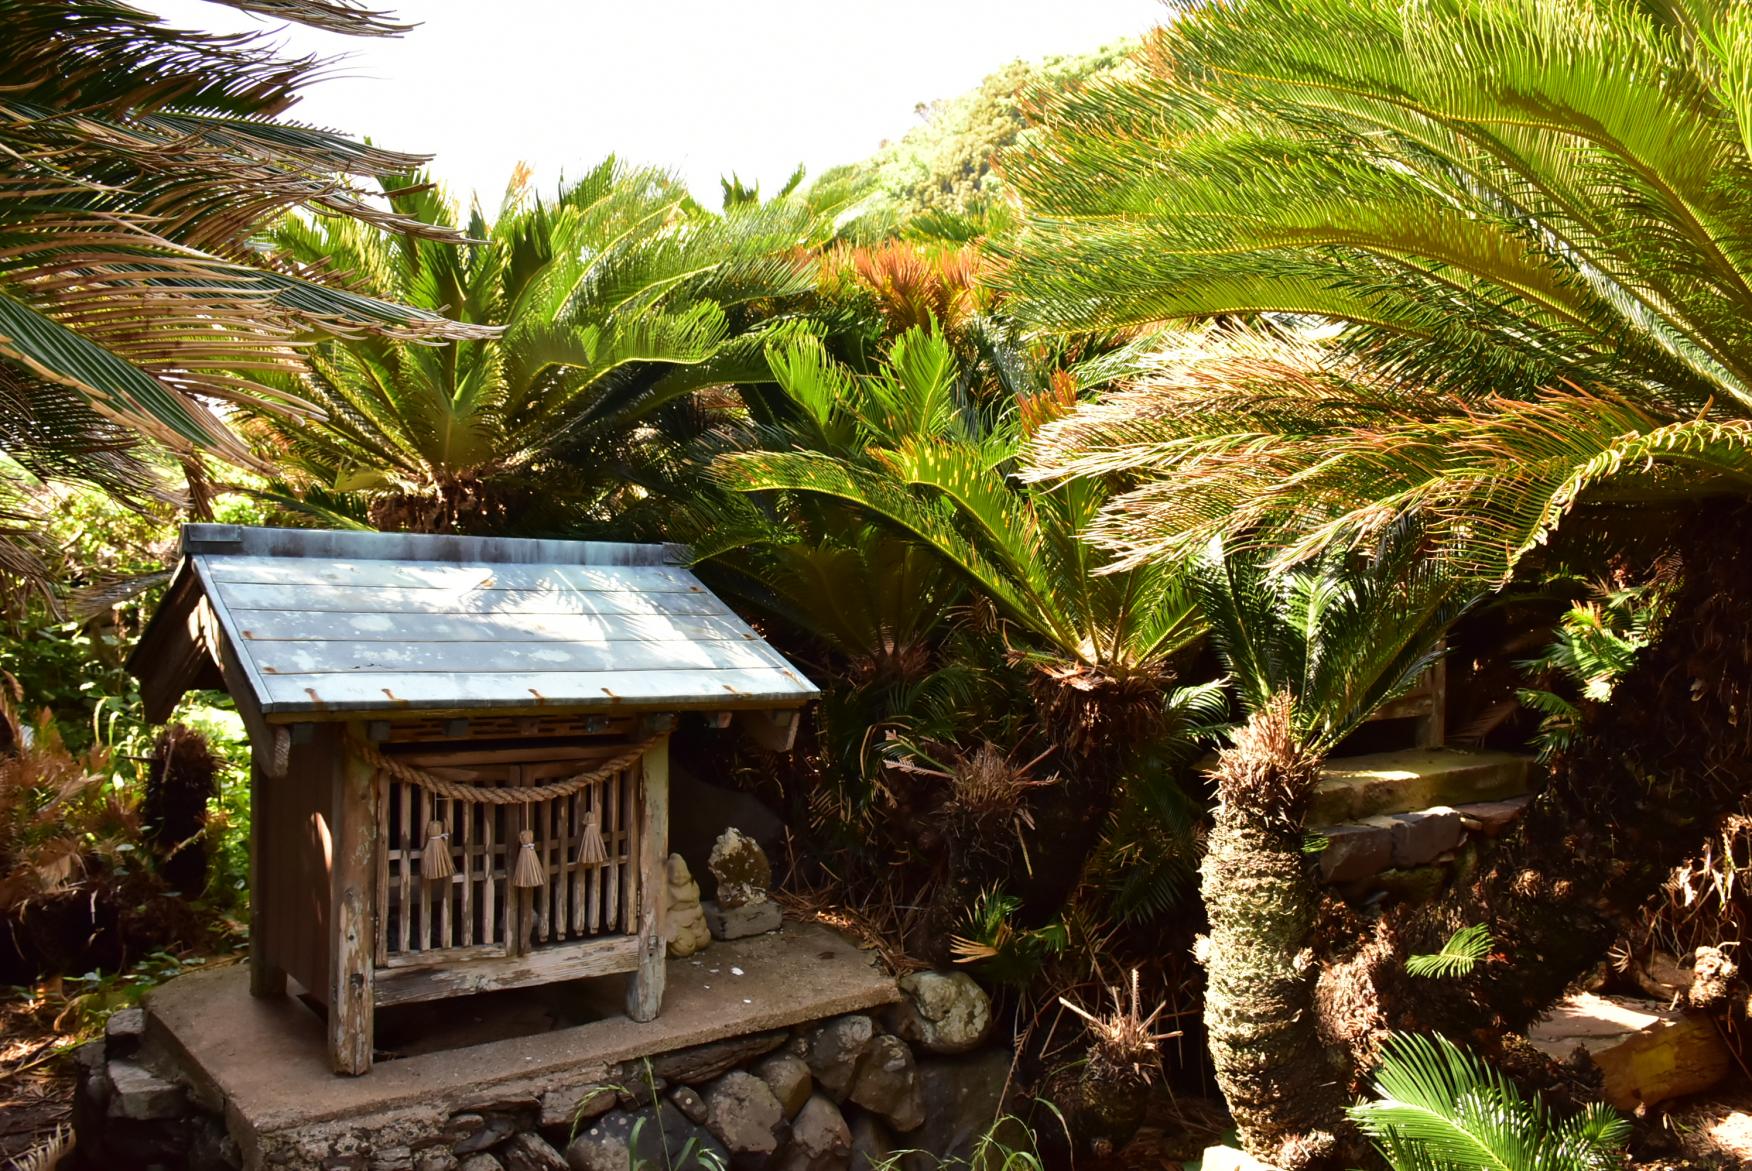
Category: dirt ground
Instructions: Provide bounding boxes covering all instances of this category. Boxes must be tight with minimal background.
[0,1000,74,1166]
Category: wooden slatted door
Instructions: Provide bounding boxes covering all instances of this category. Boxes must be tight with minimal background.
[375,742,643,976]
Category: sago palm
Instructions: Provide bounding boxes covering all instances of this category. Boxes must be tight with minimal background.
[1193,524,1470,1170]
[251,162,832,531]
[1008,0,1752,1141]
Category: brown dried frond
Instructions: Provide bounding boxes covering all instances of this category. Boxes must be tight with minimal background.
[944,742,1055,823]
[830,240,986,335]
[1058,968,1181,1087]
[1030,658,1176,757]
[1210,691,1321,826]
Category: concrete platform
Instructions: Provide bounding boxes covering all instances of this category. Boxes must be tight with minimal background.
[143,919,897,1166]
[1311,747,1534,823]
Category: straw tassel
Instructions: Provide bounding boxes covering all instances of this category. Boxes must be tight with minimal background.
[420,817,454,881]
[511,829,545,888]
[575,809,607,868]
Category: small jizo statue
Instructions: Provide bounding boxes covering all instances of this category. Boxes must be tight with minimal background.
[665,853,711,958]
[703,827,781,940]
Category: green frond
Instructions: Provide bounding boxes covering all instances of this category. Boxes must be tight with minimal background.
[1405,925,1494,979]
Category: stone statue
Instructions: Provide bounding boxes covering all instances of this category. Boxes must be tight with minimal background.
[665,853,711,957]
[704,827,781,939]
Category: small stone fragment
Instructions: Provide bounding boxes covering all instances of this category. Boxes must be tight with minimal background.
[452,1115,516,1155]
[755,1052,813,1118]
[105,1006,146,1056]
[539,1085,615,1130]
[704,898,783,941]
[889,971,992,1055]
[708,827,772,910]
[566,1105,724,1171]
[456,1156,503,1171]
[806,1015,876,1100]
[670,1085,708,1125]
[778,1095,852,1171]
[666,854,712,957]
[847,1034,924,1132]
[414,1150,459,1171]
[704,1069,790,1160]
[500,1133,568,1171]
[106,1058,188,1121]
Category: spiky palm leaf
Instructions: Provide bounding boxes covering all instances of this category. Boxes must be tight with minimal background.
[1350,1033,1628,1171]
[1010,0,1752,583]
[713,328,1202,679]
[1,0,488,465]
[251,160,833,529]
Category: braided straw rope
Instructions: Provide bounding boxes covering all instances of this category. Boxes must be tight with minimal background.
[346,735,659,804]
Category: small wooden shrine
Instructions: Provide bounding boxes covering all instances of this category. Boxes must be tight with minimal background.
[131,525,817,1075]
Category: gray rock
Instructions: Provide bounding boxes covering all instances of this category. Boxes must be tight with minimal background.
[848,1111,894,1171]
[704,897,784,941]
[848,1035,924,1132]
[889,971,993,1055]
[453,1115,517,1155]
[1314,821,1395,882]
[565,1105,726,1171]
[806,1015,876,1100]
[105,1006,146,1057]
[107,1058,188,1121]
[708,826,773,909]
[617,1070,667,1110]
[704,1070,790,1162]
[1381,807,1464,866]
[668,763,786,897]
[755,1053,813,1118]
[501,1133,567,1171]
[370,1148,415,1171]
[778,1095,852,1171]
[456,1157,503,1171]
[414,1150,459,1171]
[904,1049,1013,1170]
[670,1085,708,1125]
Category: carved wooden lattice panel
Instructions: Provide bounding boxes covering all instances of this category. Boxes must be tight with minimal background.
[375,743,642,967]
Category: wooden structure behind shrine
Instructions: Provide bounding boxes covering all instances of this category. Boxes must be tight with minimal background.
[130,525,817,1075]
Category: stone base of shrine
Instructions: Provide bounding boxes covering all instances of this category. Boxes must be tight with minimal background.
[69,918,1012,1171]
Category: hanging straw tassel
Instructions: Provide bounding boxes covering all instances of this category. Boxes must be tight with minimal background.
[511,829,545,888]
[420,816,454,881]
[574,809,607,868]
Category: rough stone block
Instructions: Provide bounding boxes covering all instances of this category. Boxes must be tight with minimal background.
[106,1006,146,1057]
[848,1034,923,1132]
[704,898,783,941]
[806,1015,876,1099]
[1455,795,1532,835]
[779,1095,852,1171]
[539,1085,614,1130]
[670,1085,708,1125]
[500,1132,567,1171]
[1311,749,1534,822]
[1313,821,1394,882]
[889,971,992,1055]
[703,1070,789,1160]
[107,1058,188,1121]
[1385,807,1464,866]
[754,1053,813,1119]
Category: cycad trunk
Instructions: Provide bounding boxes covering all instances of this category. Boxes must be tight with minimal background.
[1200,694,1360,1171]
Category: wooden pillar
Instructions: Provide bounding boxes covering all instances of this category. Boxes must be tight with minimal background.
[328,722,378,1075]
[626,733,669,1022]
[247,761,285,998]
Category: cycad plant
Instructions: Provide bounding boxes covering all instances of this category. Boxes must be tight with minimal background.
[252,161,832,531]
[1009,0,1752,1121]
[1351,1033,1628,1171]
[0,0,485,593]
[1192,524,1469,1169]
[705,326,1203,945]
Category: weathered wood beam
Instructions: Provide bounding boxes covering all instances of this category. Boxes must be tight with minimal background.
[328,721,378,1075]
[736,708,801,752]
[627,733,669,1022]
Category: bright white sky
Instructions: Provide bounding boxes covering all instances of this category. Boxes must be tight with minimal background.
[149,0,1166,209]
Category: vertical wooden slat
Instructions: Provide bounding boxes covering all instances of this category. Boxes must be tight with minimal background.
[623,761,639,940]
[604,768,621,932]
[415,785,431,951]
[248,762,285,997]
[460,794,473,947]
[482,798,496,948]
[557,791,572,941]
[437,796,452,949]
[586,781,601,935]
[536,795,550,945]
[375,772,389,966]
[396,780,411,954]
[329,721,377,1075]
[626,734,668,1022]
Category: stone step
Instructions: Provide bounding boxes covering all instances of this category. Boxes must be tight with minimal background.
[1313,796,1532,883]
[1311,747,1535,823]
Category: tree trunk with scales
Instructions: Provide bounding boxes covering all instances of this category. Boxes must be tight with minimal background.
[1199,693,1364,1170]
